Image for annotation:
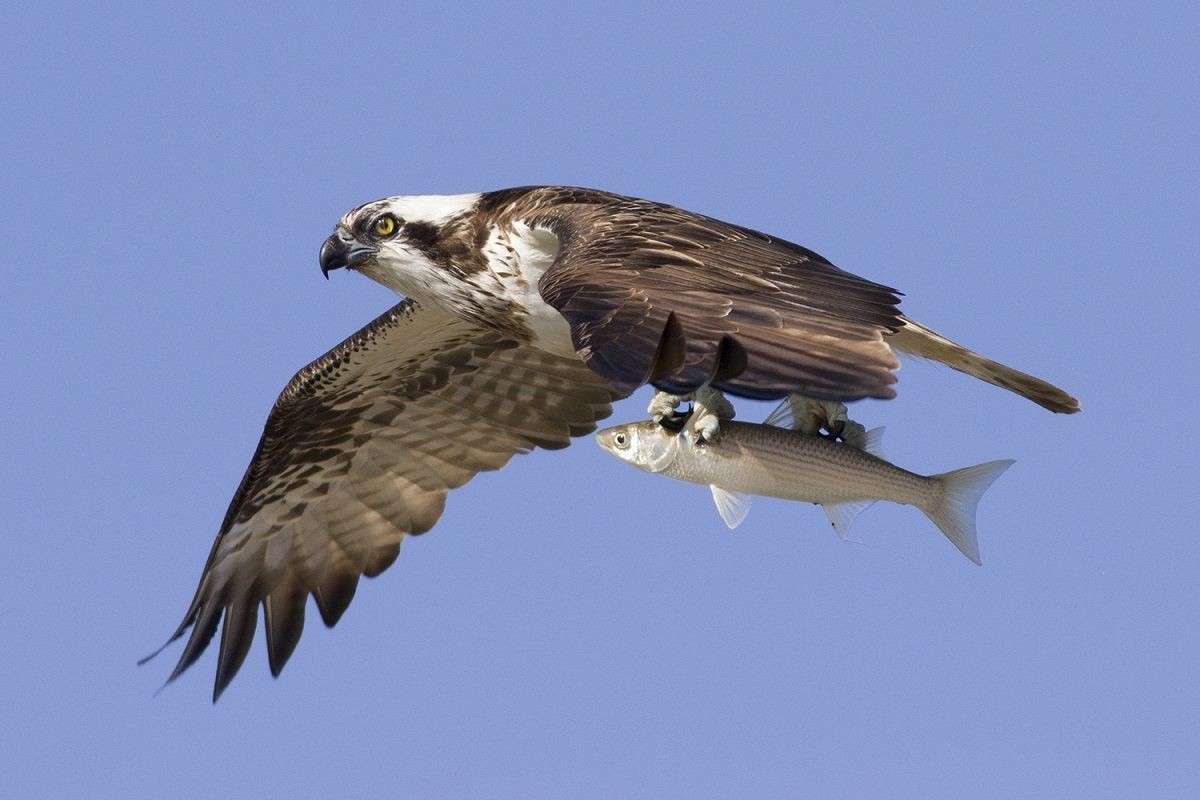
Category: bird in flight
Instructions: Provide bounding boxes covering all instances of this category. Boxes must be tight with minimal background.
[146,186,1078,700]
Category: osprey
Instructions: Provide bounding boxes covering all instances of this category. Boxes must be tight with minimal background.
[148,186,1078,699]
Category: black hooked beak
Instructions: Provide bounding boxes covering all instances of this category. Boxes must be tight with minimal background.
[319,230,374,278]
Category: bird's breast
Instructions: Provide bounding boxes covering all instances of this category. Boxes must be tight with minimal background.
[483,222,579,359]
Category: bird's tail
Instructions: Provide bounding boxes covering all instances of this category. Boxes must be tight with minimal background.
[889,317,1080,413]
[921,459,1015,564]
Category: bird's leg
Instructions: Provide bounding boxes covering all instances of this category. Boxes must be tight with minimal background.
[786,394,867,449]
[687,385,736,444]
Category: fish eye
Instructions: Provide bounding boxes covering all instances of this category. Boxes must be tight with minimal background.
[372,214,398,238]
[613,432,629,448]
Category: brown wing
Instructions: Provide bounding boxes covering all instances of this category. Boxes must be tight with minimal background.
[511,187,904,402]
[148,300,614,700]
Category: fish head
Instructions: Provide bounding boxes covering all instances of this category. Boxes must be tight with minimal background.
[595,421,680,473]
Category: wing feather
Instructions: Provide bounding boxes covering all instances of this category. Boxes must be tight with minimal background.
[513,187,901,400]
[151,299,614,698]
[263,577,307,676]
[214,602,258,701]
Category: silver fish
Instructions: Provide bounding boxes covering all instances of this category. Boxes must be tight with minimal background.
[596,402,1014,564]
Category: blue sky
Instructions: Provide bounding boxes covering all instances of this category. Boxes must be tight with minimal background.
[3,2,1197,797]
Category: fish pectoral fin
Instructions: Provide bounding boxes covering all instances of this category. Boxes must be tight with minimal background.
[762,398,795,429]
[822,500,875,539]
[643,433,680,473]
[710,485,752,529]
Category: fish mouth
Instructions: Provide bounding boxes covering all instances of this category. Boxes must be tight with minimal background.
[594,428,618,452]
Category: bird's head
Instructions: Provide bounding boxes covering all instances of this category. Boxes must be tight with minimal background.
[319,193,483,300]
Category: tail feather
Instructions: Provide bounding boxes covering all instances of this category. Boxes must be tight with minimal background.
[890,318,1080,413]
[922,459,1015,564]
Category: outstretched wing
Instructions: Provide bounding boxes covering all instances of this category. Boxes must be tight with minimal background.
[149,300,614,700]
[516,188,904,401]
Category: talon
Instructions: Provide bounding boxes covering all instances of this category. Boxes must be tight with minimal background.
[785,395,827,435]
[692,413,722,444]
[686,385,735,443]
[785,395,867,443]
[839,420,869,450]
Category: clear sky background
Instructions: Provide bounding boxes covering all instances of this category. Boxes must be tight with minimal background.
[3,2,1197,798]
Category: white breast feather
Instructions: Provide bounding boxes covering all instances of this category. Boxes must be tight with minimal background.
[483,222,578,358]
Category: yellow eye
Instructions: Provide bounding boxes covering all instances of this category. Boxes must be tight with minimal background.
[373,214,398,237]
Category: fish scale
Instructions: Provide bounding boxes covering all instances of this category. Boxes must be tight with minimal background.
[661,421,937,509]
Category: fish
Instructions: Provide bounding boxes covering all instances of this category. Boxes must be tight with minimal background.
[595,400,1014,564]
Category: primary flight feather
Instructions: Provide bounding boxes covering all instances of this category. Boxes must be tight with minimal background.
[149,186,1078,700]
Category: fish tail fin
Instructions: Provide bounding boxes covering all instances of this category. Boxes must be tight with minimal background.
[921,459,1015,565]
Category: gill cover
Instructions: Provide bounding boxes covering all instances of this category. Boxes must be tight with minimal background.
[641,427,680,473]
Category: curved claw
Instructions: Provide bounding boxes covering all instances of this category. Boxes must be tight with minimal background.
[838,419,870,451]
[686,386,736,443]
[691,413,722,444]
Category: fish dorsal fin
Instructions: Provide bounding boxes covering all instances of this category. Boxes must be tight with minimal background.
[643,431,680,473]
[859,426,885,459]
[823,500,875,539]
[710,485,752,529]
[762,399,795,429]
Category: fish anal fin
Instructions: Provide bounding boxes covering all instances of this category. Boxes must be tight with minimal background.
[710,485,752,529]
[823,500,875,539]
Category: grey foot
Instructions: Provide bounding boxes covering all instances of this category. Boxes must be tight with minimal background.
[837,419,870,451]
[648,391,690,424]
[687,386,736,444]
[787,395,868,449]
